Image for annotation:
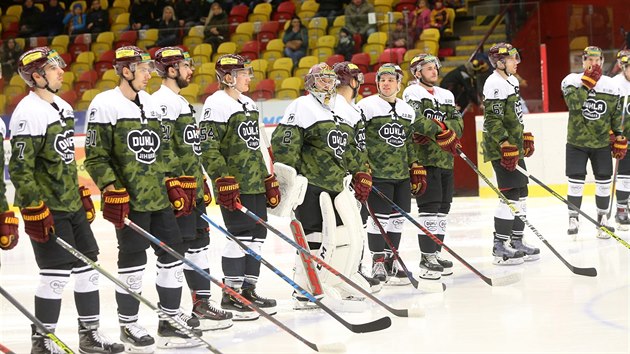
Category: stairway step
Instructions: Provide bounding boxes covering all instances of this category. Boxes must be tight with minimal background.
[471,24,506,34]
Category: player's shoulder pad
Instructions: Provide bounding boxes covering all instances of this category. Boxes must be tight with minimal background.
[561,72,582,90]
[86,89,120,125]
[433,86,456,106]
[152,86,181,121]
[10,93,54,137]
[200,90,228,123]
[483,72,510,100]
[278,96,313,128]
[137,91,161,120]
[333,96,361,126]
[394,98,415,122]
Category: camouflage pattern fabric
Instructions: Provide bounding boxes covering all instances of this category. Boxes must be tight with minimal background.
[0,120,8,212]
[562,73,622,148]
[613,74,630,137]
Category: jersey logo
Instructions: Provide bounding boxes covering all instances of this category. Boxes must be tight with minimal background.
[625,101,630,116]
[54,129,75,164]
[515,99,524,124]
[422,218,438,233]
[378,122,405,147]
[327,130,348,159]
[183,124,202,156]
[237,121,260,150]
[423,108,447,122]
[88,108,97,121]
[582,99,607,120]
[127,129,161,164]
[355,127,366,152]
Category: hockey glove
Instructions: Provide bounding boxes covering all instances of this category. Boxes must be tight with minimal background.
[215,176,240,211]
[79,186,95,223]
[264,174,281,208]
[436,129,460,156]
[166,178,190,217]
[21,202,54,243]
[410,164,428,196]
[500,143,519,171]
[203,176,213,207]
[612,135,628,160]
[178,176,197,214]
[523,132,535,158]
[102,189,130,229]
[352,172,372,203]
[412,132,431,145]
[0,211,19,250]
[581,64,602,90]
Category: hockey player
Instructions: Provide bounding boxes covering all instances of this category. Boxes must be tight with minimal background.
[482,42,540,264]
[84,46,202,351]
[332,61,382,293]
[152,47,233,330]
[403,54,463,280]
[9,47,124,353]
[561,46,626,238]
[612,50,630,229]
[271,62,373,308]
[356,63,417,285]
[0,119,18,256]
[199,54,279,320]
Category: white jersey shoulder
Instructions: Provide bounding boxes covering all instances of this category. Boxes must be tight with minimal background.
[561,72,618,96]
[483,71,519,101]
[152,85,192,121]
[403,84,455,107]
[10,91,75,137]
[87,87,160,126]
[200,90,258,123]
[357,95,414,122]
[613,74,630,96]
[279,95,334,129]
[0,119,5,139]
[333,96,362,127]
[402,84,426,102]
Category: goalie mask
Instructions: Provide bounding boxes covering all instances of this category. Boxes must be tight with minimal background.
[305,62,337,109]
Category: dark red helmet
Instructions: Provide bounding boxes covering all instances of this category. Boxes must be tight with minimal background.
[215,54,252,84]
[154,46,192,77]
[409,54,441,76]
[488,42,520,68]
[376,63,404,82]
[617,49,630,68]
[583,46,603,62]
[332,61,364,87]
[114,46,154,75]
[18,47,66,87]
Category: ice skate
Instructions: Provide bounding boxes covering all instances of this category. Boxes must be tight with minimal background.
[156,315,203,349]
[596,214,614,239]
[615,207,630,231]
[492,240,525,265]
[384,255,411,286]
[510,238,540,261]
[418,253,444,280]
[192,298,233,331]
[119,323,155,354]
[435,251,453,276]
[78,320,124,354]
[371,253,387,282]
[31,325,65,354]
[359,270,382,293]
[221,289,259,321]
[567,217,579,239]
[241,284,277,315]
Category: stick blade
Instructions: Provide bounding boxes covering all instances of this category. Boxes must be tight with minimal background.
[316,342,347,352]
[350,316,392,333]
[489,272,522,286]
[572,267,597,277]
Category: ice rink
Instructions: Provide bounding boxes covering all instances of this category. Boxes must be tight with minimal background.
[1,195,628,353]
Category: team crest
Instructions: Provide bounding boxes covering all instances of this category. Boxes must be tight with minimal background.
[327,130,348,159]
[89,108,97,121]
[16,120,26,132]
[423,108,447,122]
[378,122,405,147]
[582,98,607,120]
[54,130,75,164]
[183,124,202,155]
[160,105,168,116]
[237,121,260,150]
[127,129,161,164]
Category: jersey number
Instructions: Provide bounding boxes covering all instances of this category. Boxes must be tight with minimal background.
[85,129,97,147]
[14,142,26,160]
[282,130,292,144]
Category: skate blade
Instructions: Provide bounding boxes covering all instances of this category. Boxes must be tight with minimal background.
[232,311,260,321]
[493,256,525,265]
[320,297,368,313]
[157,336,204,349]
[384,277,412,286]
[198,319,233,331]
[369,284,383,293]
[122,342,155,354]
[523,254,540,261]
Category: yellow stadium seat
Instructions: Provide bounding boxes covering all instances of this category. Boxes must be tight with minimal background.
[404,49,422,62]
[51,35,70,53]
[300,1,319,13]
[231,22,255,51]
[136,28,158,50]
[415,40,439,56]
[212,42,237,62]
[60,71,76,92]
[363,43,385,65]
[180,83,200,103]
[316,35,336,49]
[276,77,303,99]
[249,3,272,22]
[4,85,26,103]
[71,52,96,77]
[192,43,213,64]
[112,0,130,8]
[297,10,315,21]
[420,28,440,42]
[1,5,21,29]
[266,38,284,52]
[267,57,294,86]
[313,47,334,63]
[444,8,455,36]
[378,12,403,32]
[101,69,118,82]
[96,79,117,91]
[114,12,130,25]
[374,0,393,14]
[250,59,269,76]
[0,95,6,115]
[294,55,318,78]
[9,74,26,89]
[367,32,388,45]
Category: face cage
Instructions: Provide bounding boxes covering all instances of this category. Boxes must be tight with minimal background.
[307,72,338,94]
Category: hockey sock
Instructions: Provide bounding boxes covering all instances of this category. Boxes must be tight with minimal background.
[567,178,585,217]
[73,263,100,324]
[116,251,147,324]
[616,174,630,206]
[222,238,247,289]
[184,245,211,299]
[511,197,526,237]
[367,232,386,253]
[595,177,612,212]
[366,210,389,252]
[35,268,70,327]
[244,240,263,286]
[156,259,184,311]
[436,213,447,252]
[494,198,515,242]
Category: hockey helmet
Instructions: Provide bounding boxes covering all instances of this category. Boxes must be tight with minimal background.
[18,47,66,87]
[215,54,252,84]
[154,47,193,77]
[617,49,630,68]
[305,63,337,107]
[488,42,520,68]
[332,61,364,87]
[582,46,603,62]
[377,63,404,82]
[409,54,442,76]
[114,46,154,76]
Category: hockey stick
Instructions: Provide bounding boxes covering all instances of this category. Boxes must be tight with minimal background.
[234,202,424,318]
[370,186,522,286]
[51,234,222,354]
[515,165,630,250]
[0,285,74,354]
[456,147,598,277]
[197,209,392,333]
[0,343,15,354]
[607,94,629,219]
[123,218,345,352]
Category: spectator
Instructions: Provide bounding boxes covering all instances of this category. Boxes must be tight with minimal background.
[315,0,348,27]
[63,3,87,35]
[283,16,308,67]
[130,0,159,30]
[388,19,411,49]
[41,0,66,37]
[335,27,356,61]
[203,2,229,52]
[440,57,489,112]
[86,0,110,34]
[18,0,42,38]
[154,5,179,47]
[411,0,431,39]
[175,0,202,31]
[0,38,22,79]
[430,1,450,35]
[344,0,376,42]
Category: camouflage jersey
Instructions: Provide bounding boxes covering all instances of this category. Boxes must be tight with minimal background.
[561,73,622,148]
[0,120,7,212]
[84,87,170,212]
[403,84,463,169]
[481,71,524,162]
[153,85,204,201]
[199,90,267,195]
[271,94,366,193]
[356,94,416,180]
[331,95,370,174]
[612,74,630,138]
[9,91,81,211]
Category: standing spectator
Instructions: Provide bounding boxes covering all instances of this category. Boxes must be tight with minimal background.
[335,27,356,61]
[154,6,179,47]
[18,0,42,38]
[203,2,229,52]
[130,0,159,30]
[63,3,87,35]
[86,0,110,34]
[283,16,308,67]
[344,0,376,42]
[440,58,489,112]
[0,39,21,79]
[411,0,431,39]
[430,1,450,35]
[388,19,411,49]
[315,0,348,27]
[41,0,66,37]
[175,0,202,32]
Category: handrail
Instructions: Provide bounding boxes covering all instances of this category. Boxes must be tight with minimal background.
[466,0,516,63]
